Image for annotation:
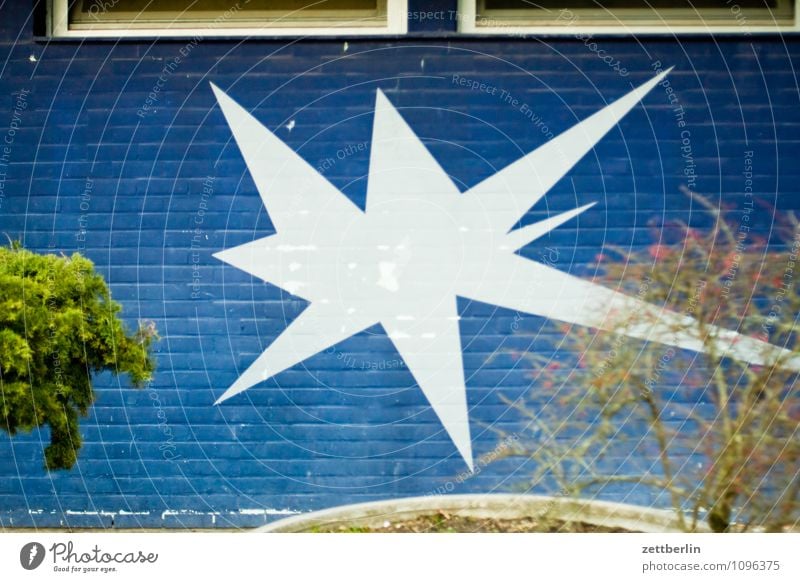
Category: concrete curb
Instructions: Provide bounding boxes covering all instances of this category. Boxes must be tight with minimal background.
[256,494,706,533]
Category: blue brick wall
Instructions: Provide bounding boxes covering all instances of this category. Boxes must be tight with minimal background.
[1,1,799,527]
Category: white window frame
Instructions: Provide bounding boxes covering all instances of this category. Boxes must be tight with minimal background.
[458,0,800,34]
[49,0,408,37]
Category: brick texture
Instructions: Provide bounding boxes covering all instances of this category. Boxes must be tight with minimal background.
[0,1,799,527]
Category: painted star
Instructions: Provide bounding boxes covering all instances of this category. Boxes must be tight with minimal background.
[210,70,796,470]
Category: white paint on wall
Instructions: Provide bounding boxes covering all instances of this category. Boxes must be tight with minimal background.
[210,70,800,471]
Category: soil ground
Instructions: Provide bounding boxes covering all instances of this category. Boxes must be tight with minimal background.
[309,511,637,533]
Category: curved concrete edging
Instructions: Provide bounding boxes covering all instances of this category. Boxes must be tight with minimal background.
[256,494,706,533]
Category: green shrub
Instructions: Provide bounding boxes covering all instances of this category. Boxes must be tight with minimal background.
[0,243,156,470]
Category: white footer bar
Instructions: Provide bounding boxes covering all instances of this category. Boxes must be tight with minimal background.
[1,533,798,581]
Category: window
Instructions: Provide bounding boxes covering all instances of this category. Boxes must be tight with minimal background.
[50,0,408,37]
[459,0,799,33]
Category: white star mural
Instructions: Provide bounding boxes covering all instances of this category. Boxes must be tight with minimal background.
[210,69,798,470]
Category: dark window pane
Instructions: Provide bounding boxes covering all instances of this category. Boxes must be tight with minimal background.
[77,0,379,16]
[484,1,778,8]
[70,0,385,27]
